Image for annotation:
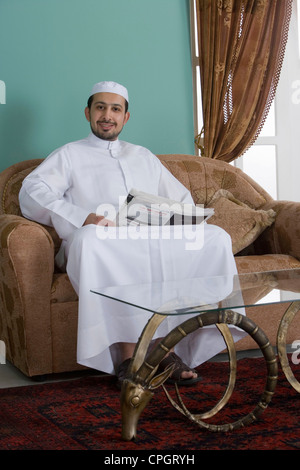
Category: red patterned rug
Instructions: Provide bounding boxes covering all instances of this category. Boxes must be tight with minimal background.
[0,356,299,451]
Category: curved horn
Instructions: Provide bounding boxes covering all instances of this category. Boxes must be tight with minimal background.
[140,309,277,432]
[126,313,166,379]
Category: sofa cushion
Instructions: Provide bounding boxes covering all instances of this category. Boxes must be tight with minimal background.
[158,155,271,208]
[235,253,300,273]
[207,189,276,254]
[235,254,300,306]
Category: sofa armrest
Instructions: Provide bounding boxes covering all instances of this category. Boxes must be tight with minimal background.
[0,214,55,376]
[257,200,300,261]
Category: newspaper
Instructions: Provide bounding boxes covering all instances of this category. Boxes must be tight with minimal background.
[115,188,214,227]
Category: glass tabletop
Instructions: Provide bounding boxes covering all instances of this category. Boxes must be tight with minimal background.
[91,268,300,316]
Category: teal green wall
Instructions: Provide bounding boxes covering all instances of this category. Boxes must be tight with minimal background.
[0,0,194,171]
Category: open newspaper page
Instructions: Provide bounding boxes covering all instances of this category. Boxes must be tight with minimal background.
[115,188,214,227]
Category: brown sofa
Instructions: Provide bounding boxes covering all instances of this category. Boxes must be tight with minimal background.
[1,155,300,378]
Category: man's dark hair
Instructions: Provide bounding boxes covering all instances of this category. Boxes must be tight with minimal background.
[87,95,129,113]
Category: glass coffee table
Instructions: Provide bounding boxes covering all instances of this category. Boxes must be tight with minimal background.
[91,268,300,441]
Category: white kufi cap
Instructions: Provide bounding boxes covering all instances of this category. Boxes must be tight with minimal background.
[89,81,129,102]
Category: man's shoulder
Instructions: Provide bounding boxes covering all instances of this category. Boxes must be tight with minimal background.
[119,140,157,158]
[48,137,90,156]
[61,137,90,150]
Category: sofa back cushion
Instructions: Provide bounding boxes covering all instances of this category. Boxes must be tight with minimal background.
[157,154,272,209]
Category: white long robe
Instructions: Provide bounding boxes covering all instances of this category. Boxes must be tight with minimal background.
[19,133,245,374]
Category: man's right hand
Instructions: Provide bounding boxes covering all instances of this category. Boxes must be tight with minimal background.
[83,213,115,226]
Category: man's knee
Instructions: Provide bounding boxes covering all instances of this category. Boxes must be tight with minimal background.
[67,224,100,253]
[205,224,231,245]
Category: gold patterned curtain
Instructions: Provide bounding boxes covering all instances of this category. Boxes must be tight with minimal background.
[194,0,293,162]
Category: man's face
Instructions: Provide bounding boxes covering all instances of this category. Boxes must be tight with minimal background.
[85,92,130,141]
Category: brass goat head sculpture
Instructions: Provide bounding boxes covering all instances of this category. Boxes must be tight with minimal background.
[120,361,175,441]
[120,313,174,441]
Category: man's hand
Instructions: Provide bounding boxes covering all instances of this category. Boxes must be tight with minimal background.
[83,213,115,226]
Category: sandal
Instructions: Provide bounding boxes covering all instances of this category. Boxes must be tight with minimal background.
[116,353,201,388]
[158,352,201,386]
[116,357,131,389]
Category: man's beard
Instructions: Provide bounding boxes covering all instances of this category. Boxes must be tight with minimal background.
[90,122,123,141]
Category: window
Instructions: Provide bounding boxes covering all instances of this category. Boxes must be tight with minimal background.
[190,0,300,203]
[235,102,277,200]
[190,0,202,150]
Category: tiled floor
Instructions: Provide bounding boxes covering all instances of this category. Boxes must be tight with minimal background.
[0,361,41,388]
[0,357,109,389]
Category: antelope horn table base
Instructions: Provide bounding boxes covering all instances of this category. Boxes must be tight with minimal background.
[120,309,278,441]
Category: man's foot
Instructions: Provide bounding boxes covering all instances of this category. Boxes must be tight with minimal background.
[158,352,201,386]
[116,353,201,388]
[116,357,131,389]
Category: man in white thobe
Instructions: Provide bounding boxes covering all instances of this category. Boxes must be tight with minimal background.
[19,81,244,384]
